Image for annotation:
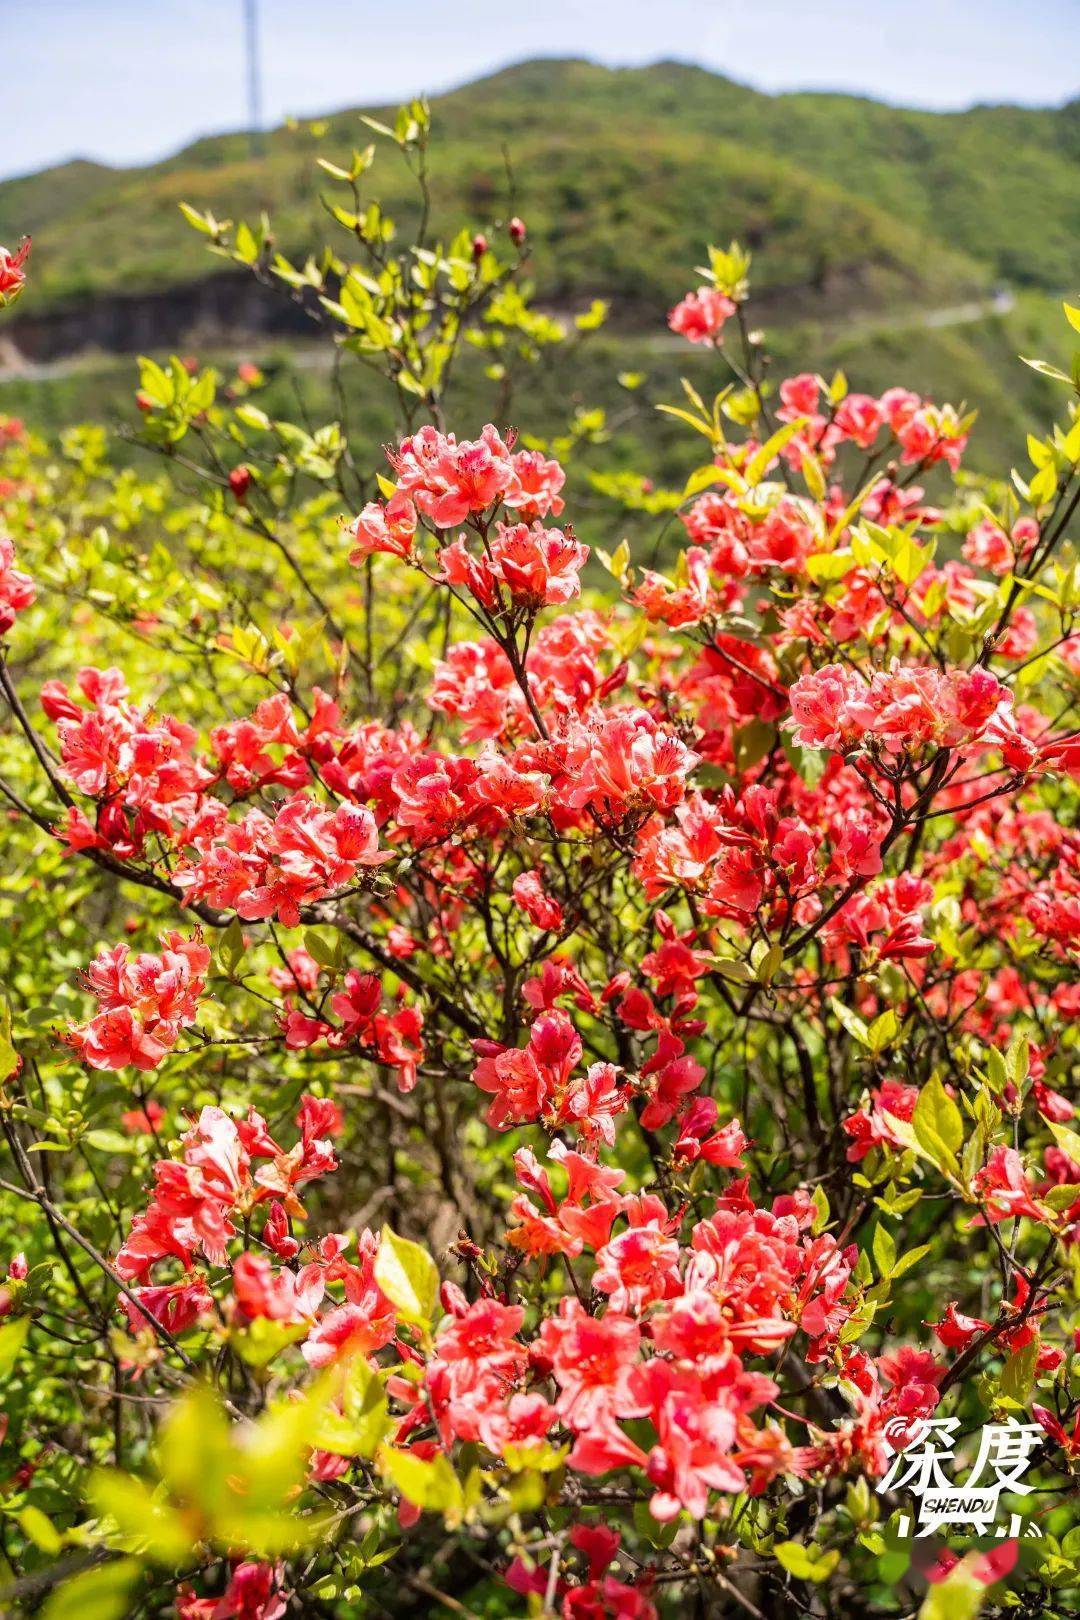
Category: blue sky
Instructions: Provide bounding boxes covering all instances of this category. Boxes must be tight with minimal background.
[4,0,1078,181]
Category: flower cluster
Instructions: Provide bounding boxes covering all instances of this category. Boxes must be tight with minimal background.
[667,286,735,344]
[787,661,1012,757]
[174,793,386,926]
[278,955,425,1093]
[115,1097,345,1332]
[66,932,210,1071]
[0,535,34,633]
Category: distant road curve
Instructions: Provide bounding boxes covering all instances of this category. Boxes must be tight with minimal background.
[641,287,1018,354]
[0,289,1020,383]
[919,288,1015,328]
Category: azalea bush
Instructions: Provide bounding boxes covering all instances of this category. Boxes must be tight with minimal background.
[1,103,1080,1620]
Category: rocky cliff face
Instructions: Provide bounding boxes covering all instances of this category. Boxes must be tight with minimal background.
[4,260,943,372]
[5,269,314,363]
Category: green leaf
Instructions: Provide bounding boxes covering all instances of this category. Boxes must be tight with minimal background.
[711,954,751,985]
[1004,1035,1029,1087]
[17,1504,63,1554]
[373,1226,438,1326]
[872,1224,896,1277]
[773,1541,840,1582]
[683,464,725,499]
[574,299,608,332]
[828,996,870,1048]
[0,1314,29,1376]
[1043,1181,1080,1211]
[745,419,804,486]
[381,1447,463,1520]
[89,1471,194,1563]
[752,941,783,985]
[890,1243,931,1279]
[1021,355,1070,384]
[230,1317,308,1369]
[234,403,270,431]
[999,1336,1039,1404]
[218,917,246,976]
[84,1129,135,1155]
[0,1005,17,1082]
[502,1438,569,1475]
[1050,1121,1080,1168]
[734,718,776,774]
[889,533,935,588]
[801,449,827,500]
[154,1385,232,1510]
[234,221,259,266]
[912,1076,963,1176]
[136,355,174,409]
[302,928,339,970]
[805,548,855,583]
[985,1048,1007,1092]
[312,1358,390,1458]
[1028,461,1059,507]
[595,538,631,583]
[41,1558,142,1620]
[178,201,214,234]
[866,1009,899,1055]
[810,1185,830,1236]
[656,402,717,441]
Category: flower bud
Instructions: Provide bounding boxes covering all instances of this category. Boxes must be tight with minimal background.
[440,1279,468,1318]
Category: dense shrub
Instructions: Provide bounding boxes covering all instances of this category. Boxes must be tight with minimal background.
[0,104,1079,1619]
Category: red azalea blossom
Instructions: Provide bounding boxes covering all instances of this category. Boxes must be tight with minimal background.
[0,239,29,306]
[4,146,1080,1618]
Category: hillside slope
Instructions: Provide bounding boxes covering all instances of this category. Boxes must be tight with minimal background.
[5,57,1076,334]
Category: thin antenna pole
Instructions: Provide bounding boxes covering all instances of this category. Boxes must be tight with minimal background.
[243,0,263,155]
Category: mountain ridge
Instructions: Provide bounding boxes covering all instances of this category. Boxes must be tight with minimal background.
[8,53,1079,190]
[1,57,1078,355]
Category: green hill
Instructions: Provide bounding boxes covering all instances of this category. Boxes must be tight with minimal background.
[4,57,1078,329]
[2,58,1077,476]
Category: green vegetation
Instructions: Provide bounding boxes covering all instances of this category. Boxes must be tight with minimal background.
[0,58,1076,473]
[3,83,1080,1615]
[4,58,1079,318]
[1,294,1071,482]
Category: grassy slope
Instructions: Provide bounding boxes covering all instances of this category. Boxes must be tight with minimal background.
[9,57,1079,318]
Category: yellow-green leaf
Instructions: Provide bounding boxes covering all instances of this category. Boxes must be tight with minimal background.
[0,1313,29,1376]
[381,1446,463,1520]
[41,1557,142,1620]
[912,1075,963,1176]
[774,1541,840,1582]
[373,1225,438,1326]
